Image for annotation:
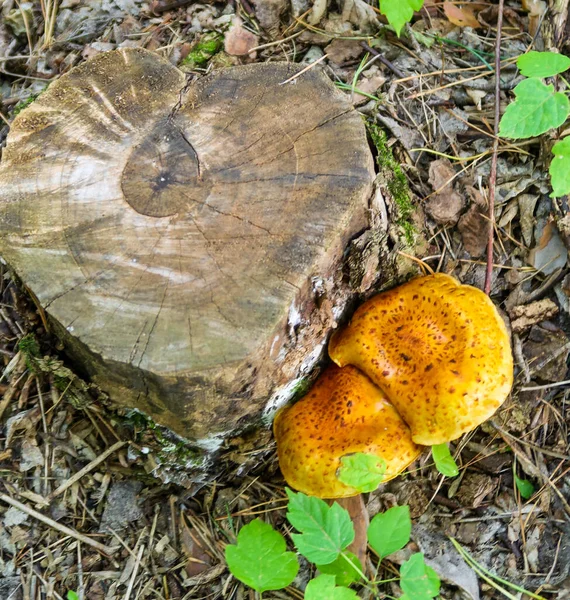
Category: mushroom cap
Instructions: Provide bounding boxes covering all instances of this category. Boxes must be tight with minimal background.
[274,364,421,498]
[329,273,513,446]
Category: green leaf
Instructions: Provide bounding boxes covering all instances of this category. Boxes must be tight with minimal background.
[225,518,299,593]
[517,51,570,78]
[514,474,535,499]
[379,0,424,37]
[432,444,459,477]
[367,505,411,560]
[499,78,570,139]
[337,453,387,493]
[550,136,570,197]
[286,489,354,565]
[400,553,441,600]
[305,574,359,600]
[67,593,79,600]
[316,552,363,586]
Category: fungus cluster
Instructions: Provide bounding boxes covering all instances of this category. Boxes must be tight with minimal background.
[274,273,513,498]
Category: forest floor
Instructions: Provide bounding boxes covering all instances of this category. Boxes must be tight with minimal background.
[1,0,570,599]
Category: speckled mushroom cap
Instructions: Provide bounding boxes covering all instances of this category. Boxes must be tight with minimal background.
[329,273,513,446]
[274,364,421,498]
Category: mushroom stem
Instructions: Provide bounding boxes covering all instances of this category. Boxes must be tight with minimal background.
[334,495,369,571]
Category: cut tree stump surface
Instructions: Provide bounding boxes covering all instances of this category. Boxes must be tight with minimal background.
[0,48,375,443]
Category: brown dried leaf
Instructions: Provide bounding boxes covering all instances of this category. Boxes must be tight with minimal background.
[478,5,524,29]
[352,70,386,105]
[443,2,480,28]
[325,39,364,65]
[224,17,259,57]
[181,519,213,577]
[426,159,465,225]
[458,186,489,257]
[455,473,496,508]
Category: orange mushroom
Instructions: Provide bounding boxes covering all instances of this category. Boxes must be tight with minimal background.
[329,273,513,446]
[274,364,421,498]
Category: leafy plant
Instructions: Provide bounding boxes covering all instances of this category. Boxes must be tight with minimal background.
[498,50,570,197]
[379,0,425,37]
[224,518,299,593]
[432,443,459,477]
[514,474,535,500]
[367,505,412,559]
[338,453,387,492]
[225,493,440,599]
[67,592,79,600]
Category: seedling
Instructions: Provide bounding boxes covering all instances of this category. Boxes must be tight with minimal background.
[499,51,570,197]
[225,494,440,599]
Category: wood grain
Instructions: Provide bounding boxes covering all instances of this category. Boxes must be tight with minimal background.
[0,48,375,442]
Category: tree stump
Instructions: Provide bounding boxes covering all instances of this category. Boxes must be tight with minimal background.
[0,49,376,446]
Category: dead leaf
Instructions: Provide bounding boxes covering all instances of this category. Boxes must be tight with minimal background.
[251,0,287,34]
[465,88,486,110]
[478,5,524,30]
[342,0,381,32]
[351,69,386,105]
[528,221,568,275]
[524,324,570,382]
[443,2,480,28]
[455,473,496,508]
[413,524,480,600]
[181,517,213,578]
[518,194,539,247]
[426,159,465,225]
[325,39,364,65]
[522,0,547,36]
[308,0,329,25]
[224,17,258,57]
[509,299,559,333]
[458,186,489,257]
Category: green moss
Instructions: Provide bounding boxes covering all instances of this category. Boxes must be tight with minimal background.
[181,33,223,69]
[18,334,40,371]
[18,333,40,357]
[366,121,416,246]
[290,377,312,400]
[13,94,41,116]
[122,409,204,468]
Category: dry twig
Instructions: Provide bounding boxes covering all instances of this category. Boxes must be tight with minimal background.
[484,0,505,295]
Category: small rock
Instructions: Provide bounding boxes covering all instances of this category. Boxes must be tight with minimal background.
[302,46,325,64]
[99,480,143,532]
[0,577,22,600]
